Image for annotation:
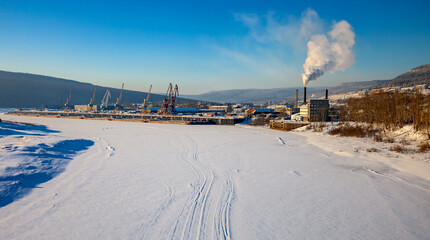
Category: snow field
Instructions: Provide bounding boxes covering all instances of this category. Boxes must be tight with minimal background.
[0,113,430,239]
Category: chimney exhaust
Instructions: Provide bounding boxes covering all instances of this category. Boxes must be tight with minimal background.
[325,89,328,99]
[304,87,307,104]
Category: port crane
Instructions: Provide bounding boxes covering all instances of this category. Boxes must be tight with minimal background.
[170,84,179,114]
[88,87,96,111]
[141,85,152,114]
[101,89,111,109]
[114,83,124,111]
[159,83,179,114]
[64,88,72,110]
[161,83,172,114]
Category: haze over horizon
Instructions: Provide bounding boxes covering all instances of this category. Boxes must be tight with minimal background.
[1,0,429,94]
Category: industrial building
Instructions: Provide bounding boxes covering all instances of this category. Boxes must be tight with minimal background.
[298,99,330,122]
[416,84,428,91]
[307,99,329,122]
[297,87,330,122]
[266,105,298,117]
[269,120,309,131]
[147,107,225,115]
[371,84,429,94]
[209,105,228,112]
[299,105,309,120]
[245,108,274,117]
[74,105,98,112]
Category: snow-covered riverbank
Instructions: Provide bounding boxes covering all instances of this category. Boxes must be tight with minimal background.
[1,113,429,239]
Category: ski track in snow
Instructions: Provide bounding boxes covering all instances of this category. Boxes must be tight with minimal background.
[3,115,430,240]
[138,134,234,240]
[358,166,430,193]
[214,172,234,240]
[244,127,289,147]
[135,183,174,240]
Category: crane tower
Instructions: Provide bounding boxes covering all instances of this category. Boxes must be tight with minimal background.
[101,89,111,109]
[141,85,152,114]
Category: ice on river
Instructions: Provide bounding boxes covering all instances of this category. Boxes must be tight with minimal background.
[0,113,429,239]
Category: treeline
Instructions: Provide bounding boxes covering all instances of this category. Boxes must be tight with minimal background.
[339,92,430,137]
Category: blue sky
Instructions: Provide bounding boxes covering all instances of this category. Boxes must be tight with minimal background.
[0,0,429,94]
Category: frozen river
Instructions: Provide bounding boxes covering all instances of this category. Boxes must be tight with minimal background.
[1,113,429,239]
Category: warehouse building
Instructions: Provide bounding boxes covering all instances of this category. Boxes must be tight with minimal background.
[209,105,229,112]
[74,105,98,112]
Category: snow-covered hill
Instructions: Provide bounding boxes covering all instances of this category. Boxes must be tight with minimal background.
[0,114,429,239]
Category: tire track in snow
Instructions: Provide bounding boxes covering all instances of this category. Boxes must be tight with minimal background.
[135,183,174,240]
[160,135,234,240]
[171,135,214,239]
[213,172,234,240]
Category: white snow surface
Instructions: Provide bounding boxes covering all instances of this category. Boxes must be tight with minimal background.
[0,113,430,239]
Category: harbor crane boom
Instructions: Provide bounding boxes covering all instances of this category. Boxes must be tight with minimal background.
[114,83,124,111]
[87,87,97,112]
[159,83,179,115]
[170,84,179,113]
[64,88,72,110]
[101,89,111,108]
[162,83,173,114]
[141,85,152,114]
[89,87,96,106]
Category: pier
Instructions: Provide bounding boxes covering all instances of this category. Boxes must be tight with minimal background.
[11,110,246,125]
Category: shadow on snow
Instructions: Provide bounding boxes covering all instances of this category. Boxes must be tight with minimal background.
[0,121,59,138]
[0,139,94,208]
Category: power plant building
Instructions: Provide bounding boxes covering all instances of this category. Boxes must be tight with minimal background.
[308,99,329,122]
[299,105,309,120]
[300,99,330,122]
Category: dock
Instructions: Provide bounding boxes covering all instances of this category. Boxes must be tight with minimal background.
[11,110,246,125]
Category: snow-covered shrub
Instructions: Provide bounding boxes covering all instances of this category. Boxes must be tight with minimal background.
[328,123,379,138]
[389,145,405,153]
[417,142,430,152]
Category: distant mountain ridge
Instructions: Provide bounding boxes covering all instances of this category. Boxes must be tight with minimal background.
[186,64,430,103]
[184,88,324,104]
[328,80,388,94]
[0,70,190,108]
[185,80,387,104]
[376,64,430,88]
[1,64,428,107]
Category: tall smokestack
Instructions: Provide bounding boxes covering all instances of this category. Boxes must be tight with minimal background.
[304,87,307,104]
[325,89,328,99]
[295,89,298,107]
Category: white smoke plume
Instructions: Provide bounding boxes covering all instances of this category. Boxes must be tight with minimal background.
[302,20,355,86]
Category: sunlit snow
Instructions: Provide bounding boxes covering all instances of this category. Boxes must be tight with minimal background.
[0,113,429,239]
